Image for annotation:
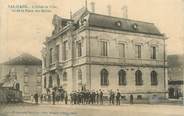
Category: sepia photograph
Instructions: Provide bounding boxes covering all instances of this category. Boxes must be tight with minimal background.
[0,0,184,116]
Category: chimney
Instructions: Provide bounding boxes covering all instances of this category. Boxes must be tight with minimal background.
[85,0,88,10]
[70,9,72,19]
[122,5,128,18]
[90,2,95,13]
[107,5,111,16]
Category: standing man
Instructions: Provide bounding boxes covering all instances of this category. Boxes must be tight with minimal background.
[96,90,99,104]
[112,91,115,105]
[109,90,112,105]
[116,89,121,105]
[130,94,133,104]
[73,91,77,104]
[92,90,96,104]
[99,89,103,105]
[70,91,74,104]
[52,90,56,105]
[34,93,39,105]
[64,91,68,104]
[40,94,43,103]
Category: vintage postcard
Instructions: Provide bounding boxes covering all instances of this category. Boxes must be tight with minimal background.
[0,0,184,116]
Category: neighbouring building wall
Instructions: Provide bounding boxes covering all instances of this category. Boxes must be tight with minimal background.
[0,64,42,99]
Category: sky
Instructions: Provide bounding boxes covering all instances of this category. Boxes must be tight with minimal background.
[0,0,184,63]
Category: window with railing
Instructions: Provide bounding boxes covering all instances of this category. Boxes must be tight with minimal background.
[135,45,141,58]
[77,41,82,57]
[63,41,68,60]
[48,76,53,88]
[56,45,60,62]
[50,48,53,64]
[44,76,47,88]
[63,72,67,81]
[151,46,156,59]
[100,41,108,56]
[119,43,126,58]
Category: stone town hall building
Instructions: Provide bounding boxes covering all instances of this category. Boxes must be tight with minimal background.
[42,7,168,99]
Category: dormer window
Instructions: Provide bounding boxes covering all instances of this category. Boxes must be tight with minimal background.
[116,21,121,27]
[79,18,87,26]
[132,23,138,30]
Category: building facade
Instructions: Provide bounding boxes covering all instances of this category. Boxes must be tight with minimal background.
[0,53,42,100]
[168,55,184,99]
[42,8,167,99]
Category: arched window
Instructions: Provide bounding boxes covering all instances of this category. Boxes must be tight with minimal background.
[135,70,143,85]
[15,83,20,90]
[118,70,126,85]
[101,69,108,86]
[63,72,67,81]
[151,71,158,85]
[49,76,53,88]
[56,74,60,87]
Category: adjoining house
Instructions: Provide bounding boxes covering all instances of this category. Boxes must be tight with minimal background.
[0,53,42,100]
[42,6,167,100]
[167,54,184,99]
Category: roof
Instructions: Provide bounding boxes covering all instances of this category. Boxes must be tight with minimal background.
[49,8,164,42]
[167,54,184,67]
[2,53,42,65]
[88,13,163,36]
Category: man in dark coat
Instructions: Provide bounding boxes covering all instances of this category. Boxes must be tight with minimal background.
[92,91,96,104]
[40,94,43,103]
[52,91,56,105]
[70,92,74,104]
[34,93,39,104]
[130,94,133,104]
[96,91,99,104]
[64,91,68,104]
[116,89,121,105]
[111,91,115,105]
[99,89,103,105]
[73,91,77,104]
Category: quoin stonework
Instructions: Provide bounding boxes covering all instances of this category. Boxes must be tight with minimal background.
[42,7,168,99]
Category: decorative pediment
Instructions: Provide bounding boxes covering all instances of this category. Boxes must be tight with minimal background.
[147,39,160,46]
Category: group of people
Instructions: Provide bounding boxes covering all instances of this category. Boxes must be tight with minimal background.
[70,89,104,105]
[32,87,68,105]
[32,87,134,105]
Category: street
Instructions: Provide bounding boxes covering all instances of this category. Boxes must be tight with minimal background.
[0,103,184,116]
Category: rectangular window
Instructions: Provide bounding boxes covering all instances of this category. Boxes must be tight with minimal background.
[63,41,68,60]
[56,45,60,61]
[151,46,156,59]
[43,57,46,67]
[119,43,125,58]
[101,41,108,56]
[77,41,82,57]
[44,76,46,88]
[24,85,29,93]
[24,76,28,83]
[135,45,141,58]
[49,48,53,64]
[36,77,41,84]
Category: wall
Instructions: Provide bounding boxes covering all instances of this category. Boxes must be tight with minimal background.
[0,64,42,99]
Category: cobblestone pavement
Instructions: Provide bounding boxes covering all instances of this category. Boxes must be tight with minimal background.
[0,103,184,116]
